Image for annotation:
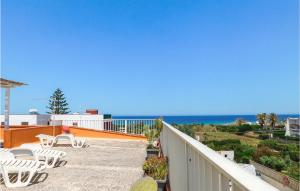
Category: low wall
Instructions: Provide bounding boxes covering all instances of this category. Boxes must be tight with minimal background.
[251,161,299,191]
[69,127,147,140]
[0,128,3,140]
[2,126,146,148]
[3,126,62,148]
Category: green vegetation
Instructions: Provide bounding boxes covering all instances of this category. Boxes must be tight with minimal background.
[268,113,278,129]
[47,88,70,114]
[143,157,168,180]
[216,124,260,133]
[173,115,300,180]
[144,126,159,144]
[203,139,255,163]
[155,118,163,133]
[200,132,260,146]
[256,113,267,128]
[259,156,286,171]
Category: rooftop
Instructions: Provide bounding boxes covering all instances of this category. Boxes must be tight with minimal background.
[0,78,27,88]
[0,138,146,191]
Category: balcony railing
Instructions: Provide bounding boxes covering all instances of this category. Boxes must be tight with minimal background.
[160,122,279,191]
[52,119,157,135]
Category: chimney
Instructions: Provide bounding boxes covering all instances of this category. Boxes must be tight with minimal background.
[86,109,98,115]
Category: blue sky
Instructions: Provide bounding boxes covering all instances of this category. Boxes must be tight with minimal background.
[1,0,299,115]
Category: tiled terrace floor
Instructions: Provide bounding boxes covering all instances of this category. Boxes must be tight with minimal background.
[1,138,147,191]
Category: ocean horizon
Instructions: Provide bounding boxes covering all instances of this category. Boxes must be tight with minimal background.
[114,114,300,125]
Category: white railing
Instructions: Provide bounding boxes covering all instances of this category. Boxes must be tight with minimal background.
[160,122,279,191]
[52,119,157,135]
[103,119,156,134]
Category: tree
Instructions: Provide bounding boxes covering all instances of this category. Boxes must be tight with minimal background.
[256,113,267,128]
[268,113,278,129]
[47,88,70,114]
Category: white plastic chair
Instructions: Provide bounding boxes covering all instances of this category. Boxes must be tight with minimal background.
[20,144,66,168]
[55,134,86,148]
[36,134,56,148]
[0,152,44,188]
[36,134,86,148]
[0,145,66,169]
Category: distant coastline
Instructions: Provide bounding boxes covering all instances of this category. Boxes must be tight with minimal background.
[114,114,300,125]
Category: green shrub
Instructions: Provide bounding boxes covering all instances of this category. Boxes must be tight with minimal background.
[176,125,195,138]
[237,125,253,133]
[217,125,260,134]
[287,164,300,180]
[143,157,168,180]
[253,146,278,161]
[203,139,255,163]
[273,131,286,138]
[216,125,238,132]
[258,134,270,140]
[130,177,157,191]
[259,156,286,171]
[155,119,163,133]
[203,139,241,151]
[259,140,279,150]
[234,144,255,163]
[144,126,159,144]
[258,140,299,162]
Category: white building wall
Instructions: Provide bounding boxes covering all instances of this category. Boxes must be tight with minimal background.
[36,115,52,125]
[285,118,300,137]
[0,114,104,130]
[0,115,51,126]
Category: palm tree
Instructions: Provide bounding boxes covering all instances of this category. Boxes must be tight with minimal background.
[256,113,267,128]
[268,113,278,129]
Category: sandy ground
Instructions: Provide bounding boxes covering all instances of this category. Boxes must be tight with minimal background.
[1,138,147,191]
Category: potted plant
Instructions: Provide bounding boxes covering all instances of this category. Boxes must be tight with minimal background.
[144,118,164,158]
[144,126,160,158]
[143,156,168,191]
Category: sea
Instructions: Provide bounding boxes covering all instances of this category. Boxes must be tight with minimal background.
[113,114,299,125]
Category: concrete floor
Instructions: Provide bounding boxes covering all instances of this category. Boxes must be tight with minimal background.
[1,138,147,191]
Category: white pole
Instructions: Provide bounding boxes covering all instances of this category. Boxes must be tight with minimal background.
[4,88,10,129]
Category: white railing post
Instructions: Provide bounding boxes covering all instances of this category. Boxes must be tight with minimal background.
[124,120,127,134]
[55,119,157,135]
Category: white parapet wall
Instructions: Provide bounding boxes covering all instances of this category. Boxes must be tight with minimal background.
[160,121,279,191]
[0,115,51,126]
[51,114,105,130]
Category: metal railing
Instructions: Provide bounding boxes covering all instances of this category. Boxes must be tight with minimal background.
[53,119,157,135]
[160,122,279,191]
[103,119,156,134]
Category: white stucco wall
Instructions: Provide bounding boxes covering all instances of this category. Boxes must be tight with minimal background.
[51,114,103,121]
[218,150,235,161]
[0,114,104,130]
[0,115,51,126]
[51,114,104,130]
[285,118,300,137]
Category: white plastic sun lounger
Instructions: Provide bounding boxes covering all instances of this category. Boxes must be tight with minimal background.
[0,145,66,168]
[35,134,56,148]
[36,134,86,148]
[0,152,44,188]
[20,144,66,168]
[55,134,86,148]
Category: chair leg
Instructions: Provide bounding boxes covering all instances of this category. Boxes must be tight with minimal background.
[2,168,36,188]
[45,156,58,168]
